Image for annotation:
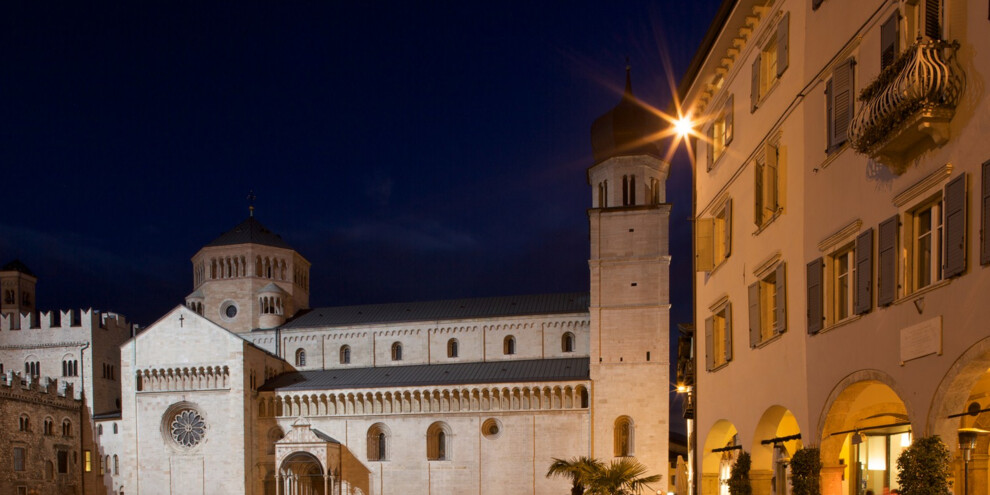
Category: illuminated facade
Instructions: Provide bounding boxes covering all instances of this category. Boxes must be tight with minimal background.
[682,0,990,494]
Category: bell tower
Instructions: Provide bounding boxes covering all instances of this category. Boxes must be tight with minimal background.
[186,215,311,333]
[587,66,670,480]
[0,260,37,317]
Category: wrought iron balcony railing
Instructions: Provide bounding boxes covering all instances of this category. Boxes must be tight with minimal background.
[849,39,964,171]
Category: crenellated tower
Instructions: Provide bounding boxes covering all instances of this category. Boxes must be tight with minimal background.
[187,215,310,333]
[587,66,670,480]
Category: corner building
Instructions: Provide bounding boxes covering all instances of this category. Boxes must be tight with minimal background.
[118,72,671,495]
[682,1,990,495]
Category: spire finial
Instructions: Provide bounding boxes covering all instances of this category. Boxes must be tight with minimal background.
[247,190,257,217]
[624,58,633,96]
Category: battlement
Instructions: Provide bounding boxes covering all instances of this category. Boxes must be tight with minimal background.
[0,308,135,333]
[0,372,82,402]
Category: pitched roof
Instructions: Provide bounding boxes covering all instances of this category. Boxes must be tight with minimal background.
[259,357,589,392]
[205,217,293,250]
[1,259,35,276]
[281,292,589,329]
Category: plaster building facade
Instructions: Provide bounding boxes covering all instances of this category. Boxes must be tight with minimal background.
[681,1,990,495]
[109,72,673,495]
[0,374,82,495]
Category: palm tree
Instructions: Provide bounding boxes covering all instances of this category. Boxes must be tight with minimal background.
[583,457,662,495]
[546,456,603,495]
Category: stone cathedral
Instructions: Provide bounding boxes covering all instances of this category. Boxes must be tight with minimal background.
[113,71,672,495]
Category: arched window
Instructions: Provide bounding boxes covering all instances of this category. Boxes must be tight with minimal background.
[114,454,119,475]
[391,342,402,361]
[447,339,458,358]
[98,424,103,435]
[340,345,351,365]
[622,175,629,205]
[562,332,575,353]
[44,417,54,436]
[62,419,71,437]
[19,415,30,432]
[113,423,118,434]
[580,387,590,408]
[426,422,451,461]
[295,349,306,367]
[614,416,634,457]
[267,427,284,455]
[629,174,636,204]
[367,423,390,461]
[503,335,516,355]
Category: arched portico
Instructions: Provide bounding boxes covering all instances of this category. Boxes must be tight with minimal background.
[274,417,341,495]
[751,406,802,495]
[819,372,912,495]
[702,420,739,495]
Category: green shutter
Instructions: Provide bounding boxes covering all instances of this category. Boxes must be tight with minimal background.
[944,172,967,278]
[774,262,787,335]
[854,228,874,315]
[749,282,761,348]
[878,215,899,306]
[777,12,790,77]
[807,258,824,334]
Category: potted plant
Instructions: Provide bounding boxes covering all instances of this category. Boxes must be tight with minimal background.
[897,435,951,495]
[790,448,822,495]
[728,452,752,495]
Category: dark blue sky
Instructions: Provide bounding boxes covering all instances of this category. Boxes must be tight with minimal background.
[1,2,717,342]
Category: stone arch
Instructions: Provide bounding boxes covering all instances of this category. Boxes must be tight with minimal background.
[278,451,326,494]
[701,419,739,495]
[367,423,390,461]
[614,415,634,457]
[426,421,452,461]
[929,336,990,441]
[751,406,803,495]
[818,370,913,464]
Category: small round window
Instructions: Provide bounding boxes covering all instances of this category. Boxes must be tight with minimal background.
[220,301,238,320]
[482,418,502,439]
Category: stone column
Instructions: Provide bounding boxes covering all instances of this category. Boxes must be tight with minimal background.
[821,465,845,495]
[324,474,329,495]
[750,469,774,495]
[276,474,282,495]
[967,453,989,495]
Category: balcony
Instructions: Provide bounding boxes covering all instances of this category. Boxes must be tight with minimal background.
[849,39,964,173]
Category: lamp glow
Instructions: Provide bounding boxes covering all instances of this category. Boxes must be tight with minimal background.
[674,116,693,138]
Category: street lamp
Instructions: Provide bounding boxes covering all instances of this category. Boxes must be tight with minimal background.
[958,428,988,495]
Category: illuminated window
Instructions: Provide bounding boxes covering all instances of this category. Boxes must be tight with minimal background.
[84,450,91,472]
[748,263,786,346]
[754,142,781,228]
[705,302,733,370]
[750,13,789,111]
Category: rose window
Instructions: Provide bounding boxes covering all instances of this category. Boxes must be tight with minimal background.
[170,409,206,448]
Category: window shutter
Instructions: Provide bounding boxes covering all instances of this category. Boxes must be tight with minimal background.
[924,0,941,39]
[777,12,790,77]
[944,172,967,278]
[705,316,715,371]
[807,258,824,334]
[696,218,715,272]
[724,303,733,362]
[812,0,823,10]
[982,160,990,265]
[725,95,735,145]
[881,13,899,69]
[825,79,834,151]
[724,198,733,258]
[832,59,854,147]
[855,228,874,315]
[766,143,779,211]
[755,161,764,226]
[751,54,761,112]
[748,282,761,348]
[878,215,899,306]
[707,125,715,171]
[774,262,787,335]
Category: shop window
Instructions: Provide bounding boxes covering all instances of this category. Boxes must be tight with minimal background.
[705,301,733,370]
[749,263,786,347]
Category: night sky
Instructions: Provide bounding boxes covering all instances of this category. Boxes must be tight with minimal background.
[1,1,719,419]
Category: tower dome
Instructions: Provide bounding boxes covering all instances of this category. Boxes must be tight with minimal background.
[590,66,663,165]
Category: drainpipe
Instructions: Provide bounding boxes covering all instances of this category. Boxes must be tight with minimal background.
[79,342,89,495]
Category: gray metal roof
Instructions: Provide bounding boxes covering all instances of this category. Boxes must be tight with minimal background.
[205,217,293,249]
[259,357,589,392]
[281,292,589,329]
